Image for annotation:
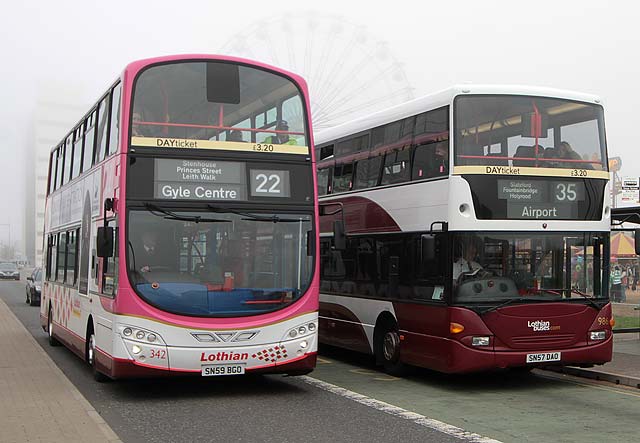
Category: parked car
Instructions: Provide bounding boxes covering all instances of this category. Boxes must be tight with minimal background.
[0,262,20,280]
[26,267,42,306]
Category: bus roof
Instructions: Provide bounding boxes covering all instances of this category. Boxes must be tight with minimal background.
[314,84,603,146]
[123,54,308,91]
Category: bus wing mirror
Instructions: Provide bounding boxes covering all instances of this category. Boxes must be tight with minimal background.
[421,234,436,262]
[306,230,315,256]
[635,229,640,256]
[96,226,114,258]
[333,220,346,251]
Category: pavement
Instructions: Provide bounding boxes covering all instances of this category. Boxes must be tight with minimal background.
[0,289,638,443]
[549,324,640,388]
[547,291,640,389]
[0,297,121,443]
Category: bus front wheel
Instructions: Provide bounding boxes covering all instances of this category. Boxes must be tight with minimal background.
[86,325,109,383]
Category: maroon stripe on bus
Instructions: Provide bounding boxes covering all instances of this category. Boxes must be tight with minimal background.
[320,196,401,234]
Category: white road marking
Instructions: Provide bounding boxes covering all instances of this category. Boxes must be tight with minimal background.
[301,376,502,443]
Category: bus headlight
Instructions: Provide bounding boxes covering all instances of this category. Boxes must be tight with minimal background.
[286,321,317,340]
[471,336,490,346]
[590,330,606,341]
[118,324,165,345]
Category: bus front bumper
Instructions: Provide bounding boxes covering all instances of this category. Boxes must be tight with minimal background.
[106,334,317,379]
[444,335,613,374]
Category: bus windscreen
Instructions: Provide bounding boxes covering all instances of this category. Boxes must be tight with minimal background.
[454,95,607,174]
[131,61,309,155]
[127,209,314,317]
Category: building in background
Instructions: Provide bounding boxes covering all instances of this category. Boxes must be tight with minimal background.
[25,83,87,266]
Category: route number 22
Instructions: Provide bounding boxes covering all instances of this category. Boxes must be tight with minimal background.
[255,173,281,194]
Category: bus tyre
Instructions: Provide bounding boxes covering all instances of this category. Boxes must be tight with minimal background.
[47,306,60,347]
[375,322,406,376]
[86,328,108,383]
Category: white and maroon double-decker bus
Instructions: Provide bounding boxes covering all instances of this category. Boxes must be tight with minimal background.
[316,85,614,374]
[41,55,319,380]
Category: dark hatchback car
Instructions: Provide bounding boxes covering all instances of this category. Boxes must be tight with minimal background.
[0,262,20,280]
[26,267,42,306]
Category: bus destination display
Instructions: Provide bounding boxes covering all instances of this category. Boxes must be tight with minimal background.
[497,179,585,219]
[154,159,290,201]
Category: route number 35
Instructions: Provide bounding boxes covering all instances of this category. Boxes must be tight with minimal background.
[555,183,577,201]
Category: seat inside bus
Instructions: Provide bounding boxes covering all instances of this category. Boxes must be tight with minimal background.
[513,145,544,167]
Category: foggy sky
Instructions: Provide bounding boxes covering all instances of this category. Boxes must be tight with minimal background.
[2,0,639,256]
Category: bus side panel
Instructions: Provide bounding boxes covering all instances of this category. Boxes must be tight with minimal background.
[319,293,396,355]
[47,283,86,359]
[392,303,452,371]
[319,301,371,354]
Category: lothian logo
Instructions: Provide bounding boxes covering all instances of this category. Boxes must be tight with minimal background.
[528,320,551,332]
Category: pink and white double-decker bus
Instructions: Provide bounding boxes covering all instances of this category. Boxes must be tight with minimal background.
[41,55,319,380]
[316,85,614,374]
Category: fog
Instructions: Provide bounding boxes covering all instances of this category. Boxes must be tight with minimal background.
[2,0,639,260]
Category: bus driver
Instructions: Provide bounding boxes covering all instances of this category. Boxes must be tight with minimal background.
[453,237,483,281]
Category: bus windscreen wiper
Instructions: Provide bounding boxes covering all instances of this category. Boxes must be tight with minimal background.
[568,288,602,310]
[207,203,304,223]
[536,287,601,310]
[144,203,230,223]
[480,297,549,315]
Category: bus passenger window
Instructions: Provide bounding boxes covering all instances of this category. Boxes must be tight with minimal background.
[62,138,72,185]
[95,97,109,164]
[71,129,83,179]
[412,141,448,179]
[317,168,331,196]
[332,163,353,193]
[381,148,410,185]
[108,84,122,156]
[354,156,382,189]
[56,232,67,282]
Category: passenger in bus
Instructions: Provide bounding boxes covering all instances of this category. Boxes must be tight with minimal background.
[555,141,592,169]
[228,130,244,142]
[557,141,581,161]
[131,111,148,136]
[452,237,483,282]
[262,120,298,145]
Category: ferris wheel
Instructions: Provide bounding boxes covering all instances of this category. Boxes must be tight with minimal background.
[219,12,414,132]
